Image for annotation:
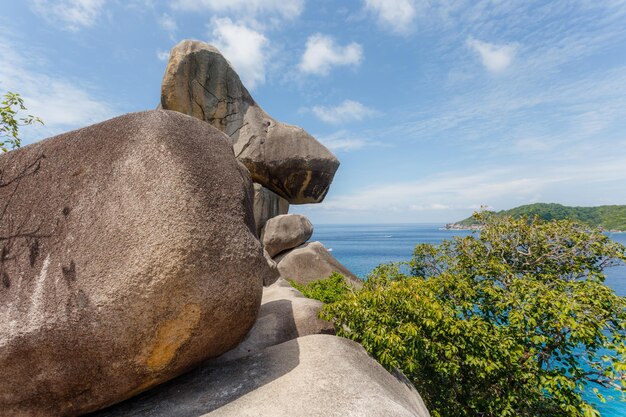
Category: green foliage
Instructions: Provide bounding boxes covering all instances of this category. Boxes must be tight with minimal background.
[323,213,626,417]
[1,91,43,153]
[454,203,626,231]
[289,272,352,304]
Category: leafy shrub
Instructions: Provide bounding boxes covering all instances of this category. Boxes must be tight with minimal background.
[1,91,43,153]
[322,213,626,417]
[289,272,352,304]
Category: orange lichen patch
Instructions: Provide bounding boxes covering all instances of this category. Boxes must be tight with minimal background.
[145,303,202,372]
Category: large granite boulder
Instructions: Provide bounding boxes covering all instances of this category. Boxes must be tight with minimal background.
[253,183,289,236]
[0,110,271,416]
[211,278,334,363]
[161,40,340,204]
[92,335,431,417]
[275,241,362,287]
[261,214,313,257]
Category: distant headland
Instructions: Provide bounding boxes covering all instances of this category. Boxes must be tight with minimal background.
[446,203,626,232]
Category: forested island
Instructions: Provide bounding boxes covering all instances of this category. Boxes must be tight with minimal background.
[447,203,626,231]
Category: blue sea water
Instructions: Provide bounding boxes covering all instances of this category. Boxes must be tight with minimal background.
[311,223,626,417]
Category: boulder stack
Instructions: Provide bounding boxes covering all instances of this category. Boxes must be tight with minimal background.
[0,39,430,417]
[161,40,340,204]
[0,110,271,416]
[160,39,356,290]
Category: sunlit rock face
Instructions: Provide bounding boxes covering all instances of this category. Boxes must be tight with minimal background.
[161,40,340,204]
[261,214,314,258]
[0,110,270,416]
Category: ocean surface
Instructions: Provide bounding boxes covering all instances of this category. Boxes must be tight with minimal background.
[311,223,626,417]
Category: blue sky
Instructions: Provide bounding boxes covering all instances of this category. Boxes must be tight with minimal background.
[2,1,626,224]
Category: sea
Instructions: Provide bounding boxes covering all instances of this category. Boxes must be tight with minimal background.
[311,223,626,417]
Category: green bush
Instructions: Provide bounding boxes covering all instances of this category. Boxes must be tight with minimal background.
[289,272,352,304]
[322,213,626,417]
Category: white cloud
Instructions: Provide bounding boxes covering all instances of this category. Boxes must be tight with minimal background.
[319,170,540,213]
[467,38,517,73]
[156,49,170,61]
[299,34,363,76]
[171,0,304,20]
[364,0,417,35]
[209,18,269,90]
[29,0,107,31]
[159,13,177,38]
[0,33,116,144]
[312,100,378,124]
[430,203,451,210]
[313,157,626,218]
[20,81,114,127]
[316,130,385,152]
[408,203,452,211]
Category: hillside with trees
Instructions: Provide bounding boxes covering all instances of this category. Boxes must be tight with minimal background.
[448,203,626,231]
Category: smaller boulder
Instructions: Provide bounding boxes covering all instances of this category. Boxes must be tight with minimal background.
[253,183,289,236]
[275,241,361,287]
[210,279,333,364]
[261,214,313,257]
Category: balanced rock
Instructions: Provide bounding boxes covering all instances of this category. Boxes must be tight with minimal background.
[275,241,361,287]
[0,110,270,416]
[261,214,313,257]
[161,40,340,204]
[253,183,289,236]
[92,335,431,417]
[211,278,334,364]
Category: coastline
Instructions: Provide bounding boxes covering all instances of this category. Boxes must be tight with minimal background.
[443,223,481,231]
[444,223,625,233]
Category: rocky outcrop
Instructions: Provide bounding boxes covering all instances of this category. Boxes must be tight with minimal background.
[161,40,340,204]
[0,110,271,416]
[275,241,361,287]
[211,278,334,364]
[92,335,431,417]
[261,214,313,257]
[253,183,289,236]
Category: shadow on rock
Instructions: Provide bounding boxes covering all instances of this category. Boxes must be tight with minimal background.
[90,301,302,417]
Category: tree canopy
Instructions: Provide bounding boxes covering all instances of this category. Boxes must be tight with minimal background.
[322,213,626,417]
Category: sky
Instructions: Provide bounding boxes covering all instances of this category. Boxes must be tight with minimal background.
[2,0,626,224]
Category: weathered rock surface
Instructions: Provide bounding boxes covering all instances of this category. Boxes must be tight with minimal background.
[262,248,280,287]
[275,241,362,287]
[261,214,313,257]
[92,335,431,417]
[0,110,270,416]
[161,40,340,204]
[253,183,289,236]
[211,278,334,363]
